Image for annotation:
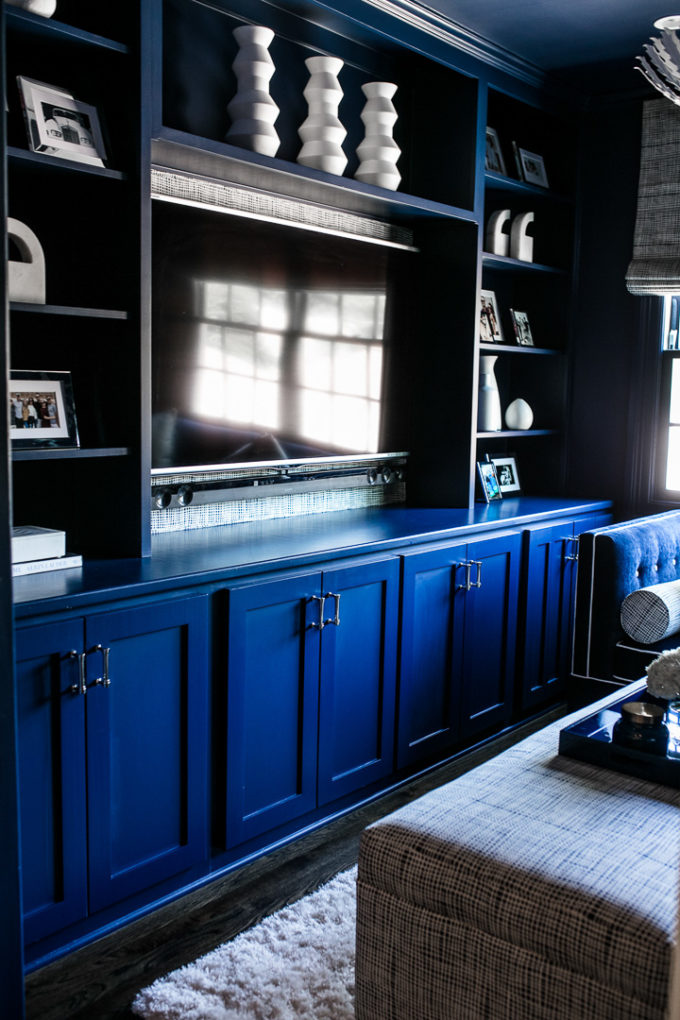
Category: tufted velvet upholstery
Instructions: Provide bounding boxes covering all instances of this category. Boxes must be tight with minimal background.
[572,510,680,685]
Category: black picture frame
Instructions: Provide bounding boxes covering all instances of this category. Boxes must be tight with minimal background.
[477,460,502,502]
[9,370,80,449]
[510,308,534,346]
[485,127,506,175]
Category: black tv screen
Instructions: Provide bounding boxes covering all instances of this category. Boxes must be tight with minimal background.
[151,201,400,470]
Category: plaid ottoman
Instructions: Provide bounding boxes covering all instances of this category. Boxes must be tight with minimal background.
[356,688,680,1020]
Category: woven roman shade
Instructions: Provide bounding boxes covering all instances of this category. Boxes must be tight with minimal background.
[626,97,680,295]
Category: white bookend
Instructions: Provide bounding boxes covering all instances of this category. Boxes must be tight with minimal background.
[11,525,66,563]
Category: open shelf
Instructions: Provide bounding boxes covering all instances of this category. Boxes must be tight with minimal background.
[482,252,567,274]
[477,429,559,439]
[484,170,572,204]
[10,303,128,320]
[12,447,129,462]
[7,147,125,181]
[151,129,478,226]
[479,342,563,356]
[5,6,128,52]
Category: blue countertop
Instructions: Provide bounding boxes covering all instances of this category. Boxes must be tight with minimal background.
[12,496,612,619]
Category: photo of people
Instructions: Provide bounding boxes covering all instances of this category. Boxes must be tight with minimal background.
[480,289,504,343]
[510,308,534,346]
[8,371,78,447]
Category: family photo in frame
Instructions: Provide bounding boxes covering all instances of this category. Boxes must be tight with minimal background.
[480,289,504,343]
[9,370,79,449]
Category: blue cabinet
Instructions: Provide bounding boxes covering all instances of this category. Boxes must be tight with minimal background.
[519,511,612,712]
[398,530,521,768]
[16,596,209,947]
[224,556,399,847]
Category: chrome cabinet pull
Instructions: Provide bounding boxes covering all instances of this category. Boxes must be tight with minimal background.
[92,644,112,687]
[565,536,580,562]
[310,594,326,630]
[324,592,341,627]
[69,650,87,696]
[471,560,482,588]
[456,560,473,591]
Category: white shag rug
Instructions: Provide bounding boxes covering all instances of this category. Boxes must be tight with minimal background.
[131,866,357,1020]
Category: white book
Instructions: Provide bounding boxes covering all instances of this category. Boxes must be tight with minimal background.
[11,525,66,563]
[12,553,82,577]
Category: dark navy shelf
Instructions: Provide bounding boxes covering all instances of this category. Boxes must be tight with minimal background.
[8,147,125,181]
[5,7,128,53]
[10,303,128,319]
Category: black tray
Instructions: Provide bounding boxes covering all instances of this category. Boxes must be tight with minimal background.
[559,685,680,789]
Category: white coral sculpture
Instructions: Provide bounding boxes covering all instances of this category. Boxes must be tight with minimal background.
[646,647,680,699]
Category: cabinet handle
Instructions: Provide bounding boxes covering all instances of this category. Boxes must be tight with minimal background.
[564,536,580,562]
[310,594,326,630]
[92,644,112,687]
[456,561,473,591]
[471,560,483,588]
[68,650,87,696]
[324,592,341,627]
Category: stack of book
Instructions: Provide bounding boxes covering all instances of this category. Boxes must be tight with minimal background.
[11,526,82,577]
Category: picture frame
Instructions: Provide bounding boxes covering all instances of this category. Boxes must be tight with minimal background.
[491,456,521,495]
[9,370,80,449]
[510,308,534,346]
[17,76,107,167]
[517,147,549,188]
[477,460,503,502]
[480,289,504,343]
[485,127,506,175]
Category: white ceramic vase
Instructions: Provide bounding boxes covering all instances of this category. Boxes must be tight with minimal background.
[297,56,347,176]
[225,25,280,158]
[478,355,502,432]
[355,81,401,191]
[6,0,56,15]
[505,397,534,430]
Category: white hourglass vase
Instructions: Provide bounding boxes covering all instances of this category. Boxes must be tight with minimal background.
[477,355,502,432]
[6,0,57,14]
[355,81,401,191]
[225,25,280,158]
[297,56,347,176]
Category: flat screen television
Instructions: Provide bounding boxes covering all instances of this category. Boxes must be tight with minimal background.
[151,200,407,472]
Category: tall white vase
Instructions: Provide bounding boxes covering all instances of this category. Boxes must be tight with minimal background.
[478,355,502,432]
[225,25,280,158]
[297,56,347,176]
[355,81,401,191]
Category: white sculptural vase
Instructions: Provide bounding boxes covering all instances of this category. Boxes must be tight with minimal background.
[6,0,56,15]
[505,397,534,430]
[7,218,46,304]
[478,355,502,432]
[297,56,347,176]
[355,81,401,191]
[225,25,280,158]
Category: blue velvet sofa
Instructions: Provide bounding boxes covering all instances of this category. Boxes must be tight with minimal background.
[572,509,680,688]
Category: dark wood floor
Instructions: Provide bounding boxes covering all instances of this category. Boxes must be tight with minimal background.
[25,708,565,1020]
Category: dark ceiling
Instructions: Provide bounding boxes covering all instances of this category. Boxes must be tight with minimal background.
[416,0,672,72]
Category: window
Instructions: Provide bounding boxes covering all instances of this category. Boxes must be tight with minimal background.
[658,295,680,494]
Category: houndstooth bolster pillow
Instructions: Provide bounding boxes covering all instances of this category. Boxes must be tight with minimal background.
[621,580,680,643]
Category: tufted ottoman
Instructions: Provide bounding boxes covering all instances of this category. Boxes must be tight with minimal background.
[355,686,680,1020]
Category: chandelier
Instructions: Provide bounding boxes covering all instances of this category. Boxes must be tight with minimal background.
[638,15,680,103]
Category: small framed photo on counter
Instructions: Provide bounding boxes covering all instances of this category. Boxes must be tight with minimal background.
[491,456,521,495]
[477,460,502,502]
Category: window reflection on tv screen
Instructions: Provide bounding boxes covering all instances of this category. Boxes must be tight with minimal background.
[152,202,394,469]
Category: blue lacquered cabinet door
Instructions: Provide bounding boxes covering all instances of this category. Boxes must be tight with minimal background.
[459,531,521,740]
[520,520,575,711]
[15,619,88,945]
[317,557,399,805]
[225,572,321,848]
[85,596,209,914]
[397,543,467,768]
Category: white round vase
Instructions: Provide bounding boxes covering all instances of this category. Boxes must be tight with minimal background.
[478,355,502,432]
[6,0,56,14]
[225,25,280,158]
[297,56,347,176]
[505,397,534,430]
[355,81,401,191]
